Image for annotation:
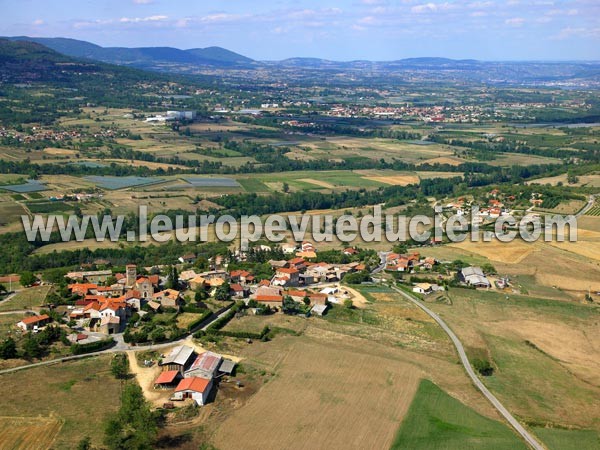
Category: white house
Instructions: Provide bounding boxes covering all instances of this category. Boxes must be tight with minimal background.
[413,283,433,295]
[173,377,213,405]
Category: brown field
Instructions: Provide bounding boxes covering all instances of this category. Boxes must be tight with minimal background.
[211,336,422,450]
[420,156,464,166]
[0,416,63,450]
[528,173,600,188]
[0,355,121,449]
[448,238,539,264]
[43,147,77,156]
[297,178,336,189]
[363,174,420,186]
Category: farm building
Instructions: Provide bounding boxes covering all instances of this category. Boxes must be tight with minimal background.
[311,304,328,316]
[159,345,196,374]
[218,359,236,375]
[459,267,491,288]
[17,314,51,331]
[154,370,182,389]
[173,377,213,406]
[185,351,223,380]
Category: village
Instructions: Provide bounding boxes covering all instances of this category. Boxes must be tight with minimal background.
[0,236,504,412]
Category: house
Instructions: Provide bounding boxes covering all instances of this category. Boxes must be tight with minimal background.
[184,351,222,380]
[179,270,198,282]
[459,267,491,288]
[412,283,433,295]
[153,289,182,308]
[296,251,317,259]
[99,316,121,334]
[275,267,300,286]
[173,377,213,406]
[154,370,182,389]
[159,345,196,374]
[17,314,51,331]
[343,247,358,256]
[255,294,283,306]
[229,283,246,298]
[281,243,297,255]
[178,253,197,264]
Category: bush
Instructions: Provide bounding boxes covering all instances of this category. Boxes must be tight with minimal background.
[71,338,115,355]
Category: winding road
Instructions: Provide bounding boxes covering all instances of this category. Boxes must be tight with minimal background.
[390,285,545,450]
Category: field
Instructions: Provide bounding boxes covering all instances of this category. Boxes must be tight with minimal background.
[391,379,526,450]
[0,180,47,193]
[0,285,51,312]
[532,427,600,450]
[84,175,166,190]
[0,355,121,449]
[0,416,63,450]
[426,288,600,430]
[211,335,423,450]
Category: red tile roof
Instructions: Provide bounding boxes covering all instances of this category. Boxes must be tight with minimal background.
[20,314,50,325]
[175,377,211,393]
[255,294,283,303]
[155,370,180,385]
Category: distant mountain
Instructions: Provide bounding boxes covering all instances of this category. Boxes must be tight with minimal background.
[187,46,254,65]
[5,36,255,69]
[0,38,162,84]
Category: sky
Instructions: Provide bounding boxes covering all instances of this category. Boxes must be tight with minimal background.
[2,0,600,61]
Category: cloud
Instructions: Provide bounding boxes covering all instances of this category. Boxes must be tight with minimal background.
[119,15,168,23]
[553,26,600,40]
[132,0,153,4]
[32,19,44,26]
[505,17,525,26]
[411,2,453,13]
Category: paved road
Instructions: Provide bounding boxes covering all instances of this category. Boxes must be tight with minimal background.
[390,285,545,450]
[576,194,596,218]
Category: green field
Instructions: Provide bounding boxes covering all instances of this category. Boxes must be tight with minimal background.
[0,285,51,312]
[390,379,527,450]
[532,427,600,450]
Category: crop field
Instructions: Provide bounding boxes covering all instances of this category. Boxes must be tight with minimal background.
[0,180,47,193]
[390,380,526,450]
[211,335,423,450]
[182,176,240,187]
[0,416,63,450]
[0,355,121,450]
[84,175,166,190]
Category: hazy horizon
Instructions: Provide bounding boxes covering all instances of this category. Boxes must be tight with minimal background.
[3,0,600,61]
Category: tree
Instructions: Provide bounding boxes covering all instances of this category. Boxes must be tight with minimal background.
[282,295,300,315]
[0,284,6,295]
[166,266,179,290]
[22,334,43,359]
[76,436,91,450]
[104,383,159,450]
[20,271,37,287]
[0,337,17,359]
[214,282,230,301]
[111,354,129,380]
[282,182,290,193]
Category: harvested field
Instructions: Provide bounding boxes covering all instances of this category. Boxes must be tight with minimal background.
[0,416,63,450]
[448,238,538,264]
[211,336,422,450]
[297,178,336,189]
[363,174,420,186]
[420,156,464,166]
